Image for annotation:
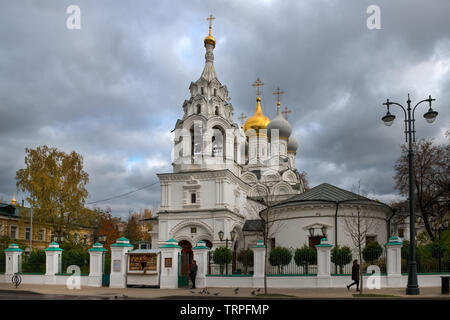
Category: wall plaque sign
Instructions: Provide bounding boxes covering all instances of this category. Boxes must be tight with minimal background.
[164,257,172,268]
[113,260,121,272]
[129,253,157,271]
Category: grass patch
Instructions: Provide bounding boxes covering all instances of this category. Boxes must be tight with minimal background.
[352,293,399,298]
[256,293,296,298]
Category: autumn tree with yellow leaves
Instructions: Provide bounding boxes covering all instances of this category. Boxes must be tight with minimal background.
[16,145,92,240]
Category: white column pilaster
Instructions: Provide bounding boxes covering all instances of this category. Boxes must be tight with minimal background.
[109,237,133,288]
[45,242,63,284]
[386,236,403,288]
[192,240,210,288]
[159,239,182,289]
[4,244,23,275]
[88,242,107,287]
[316,238,332,288]
[252,240,265,288]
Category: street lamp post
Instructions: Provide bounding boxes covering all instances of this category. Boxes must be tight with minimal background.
[218,230,236,275]
[381,93,438,295]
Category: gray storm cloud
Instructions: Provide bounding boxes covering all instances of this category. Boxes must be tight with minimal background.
[0,0,449,217]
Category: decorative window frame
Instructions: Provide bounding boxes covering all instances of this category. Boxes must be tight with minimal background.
[25,227,31,241]
[10,224,19,239]
[183,177,201,208]
[38,228,46,241]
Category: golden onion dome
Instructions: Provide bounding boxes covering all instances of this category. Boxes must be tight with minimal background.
[244,96,270,133]
[204,16,216,48]
[204,34,216,48]
[11,192,17,205]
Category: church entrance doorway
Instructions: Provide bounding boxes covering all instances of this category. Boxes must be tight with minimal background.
[178,240,192,288]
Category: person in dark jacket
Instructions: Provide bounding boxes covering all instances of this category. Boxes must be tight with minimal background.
[347,259,360,291]
[189,260,198,289]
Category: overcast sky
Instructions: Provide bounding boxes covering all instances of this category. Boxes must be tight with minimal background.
[0,0,449,218]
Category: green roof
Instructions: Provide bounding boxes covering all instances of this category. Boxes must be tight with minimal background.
[386,241,403,246]
[45,247,64,251]
[0,203,19,217]
[89,247,107,252]
[160,244,182,249]
[273,183,391,209]
[5,248,24,252]
[111,243,133,247]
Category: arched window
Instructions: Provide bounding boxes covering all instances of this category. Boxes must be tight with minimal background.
[191,193,196,203]
[214,88,217,96]
[191,124,202,159]
[197,104,201,114]
[215,106,219,116]
[201,87,204,95]
[212,126,225,160]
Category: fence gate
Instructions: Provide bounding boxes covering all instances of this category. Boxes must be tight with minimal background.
[178,252,189,288]
[102,274,110,286]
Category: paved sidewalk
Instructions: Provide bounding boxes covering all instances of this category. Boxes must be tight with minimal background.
[0,283,449,299]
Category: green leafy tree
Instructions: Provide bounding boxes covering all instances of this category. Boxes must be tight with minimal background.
[401,240,424,268]
[61,240,90,274]
[294,245,317,274]
[362,241,383,264]
[16,145,91,238]
[331,245,353,274]
[22,250,46,273]
[212,247,232,274]
[269,247,292,274]
[95,208,122,250]
[237,248,254,274]
[428,240,448,260]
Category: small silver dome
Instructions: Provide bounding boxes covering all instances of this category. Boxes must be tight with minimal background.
[267,104,292,139]
[287,135,298,152]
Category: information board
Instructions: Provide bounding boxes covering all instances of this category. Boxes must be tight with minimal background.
[129,253,157,271]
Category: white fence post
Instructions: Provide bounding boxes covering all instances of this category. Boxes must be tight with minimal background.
[109,237,133,288]
[159,239,181,289]
[316,237,332,288]
[88,242,107,287]
[252,240,265,288]
[386,236,403,288]
[5,244,23,275]
[192,240,210,288]
[44,242,63,284]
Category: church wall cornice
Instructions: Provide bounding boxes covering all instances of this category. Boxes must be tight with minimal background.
[157,169,250,190]
[157,207,246,221]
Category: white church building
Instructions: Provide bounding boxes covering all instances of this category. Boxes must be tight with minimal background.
[149,18,393,273]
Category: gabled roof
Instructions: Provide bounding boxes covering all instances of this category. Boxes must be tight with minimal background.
[272,183,390,209]
[243,219,264,232]
[0,203,19,217]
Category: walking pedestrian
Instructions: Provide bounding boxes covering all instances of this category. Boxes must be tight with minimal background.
[189,260,198,289]
[347,259,360,291]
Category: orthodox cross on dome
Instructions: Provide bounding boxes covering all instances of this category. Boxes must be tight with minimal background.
[282,106,291,119]
[273,87,284,103]
[252,77,264,97]
[238,112,246,125]
[207,14,215,34]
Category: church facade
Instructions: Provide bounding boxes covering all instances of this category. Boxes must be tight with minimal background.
[150,18,393,270]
